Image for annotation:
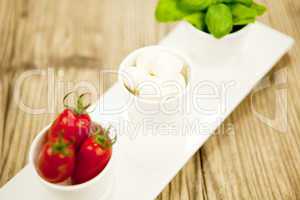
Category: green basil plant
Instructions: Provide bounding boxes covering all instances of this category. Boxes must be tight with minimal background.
[155,0,266,38]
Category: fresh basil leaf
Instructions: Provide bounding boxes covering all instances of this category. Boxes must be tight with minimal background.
[236,0,253,6]
[184,12,205,30]
[179,0,216,11]
[230,3,257,25]
[155,0,190,22]
[251,2,267,16]
[217,0,253,6]
[205,4,233,38]
[233,18,255,25]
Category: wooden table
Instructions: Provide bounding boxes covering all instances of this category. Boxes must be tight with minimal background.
[0,0,299,199]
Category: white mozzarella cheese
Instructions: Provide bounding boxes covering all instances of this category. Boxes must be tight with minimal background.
[136,50,184,76]
[120,66,148,95]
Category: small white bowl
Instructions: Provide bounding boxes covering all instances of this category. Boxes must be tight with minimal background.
[29,125,115,200]
[118,45,192,124]
[118,46,190,168]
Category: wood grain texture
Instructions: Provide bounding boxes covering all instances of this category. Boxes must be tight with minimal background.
[0,0,299,199]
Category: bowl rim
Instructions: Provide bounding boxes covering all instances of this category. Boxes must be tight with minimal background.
[181,20,254,40]
[29,123,115,192]
[118,45,192,105]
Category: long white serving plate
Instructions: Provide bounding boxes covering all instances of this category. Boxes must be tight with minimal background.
[0,22,294,200]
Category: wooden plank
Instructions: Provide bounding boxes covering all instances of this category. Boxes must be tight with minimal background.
[0,0,299,200]
[0,73,11,176]
[12,0,172,68]
[0,0,20,70]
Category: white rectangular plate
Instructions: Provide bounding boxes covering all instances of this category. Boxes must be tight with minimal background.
[0,22,294,200]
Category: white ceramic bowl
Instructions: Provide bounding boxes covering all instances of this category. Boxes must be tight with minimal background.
[118,45,192,124]
[118,46,189,169]
[29,125,115,200]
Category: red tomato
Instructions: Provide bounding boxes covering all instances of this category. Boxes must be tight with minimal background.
[48,93,91,148]
[72,127,115,184]
[38,137,75,183]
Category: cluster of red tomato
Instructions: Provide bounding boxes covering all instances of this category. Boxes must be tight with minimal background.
[37,93,115,185]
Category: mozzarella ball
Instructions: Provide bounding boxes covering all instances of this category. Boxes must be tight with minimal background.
[120,66,148,95]
[136,50,184,76]
[138,73,186,101]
